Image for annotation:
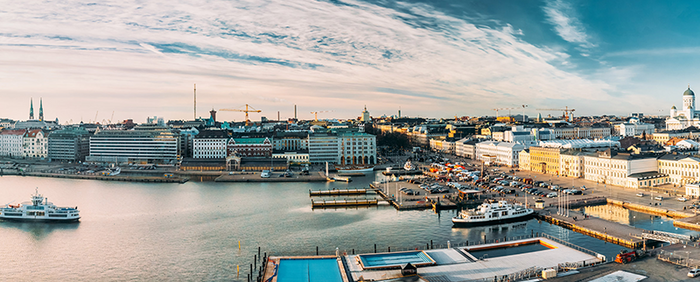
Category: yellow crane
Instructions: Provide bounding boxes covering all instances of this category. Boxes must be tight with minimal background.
[310,111,330,121]
[220,104,262,126]
[536,106,576,121]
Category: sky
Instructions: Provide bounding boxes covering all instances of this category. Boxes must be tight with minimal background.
[2,0,700,123]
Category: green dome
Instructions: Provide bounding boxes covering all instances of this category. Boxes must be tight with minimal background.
[685,87,695,96]
[672,105,677,110]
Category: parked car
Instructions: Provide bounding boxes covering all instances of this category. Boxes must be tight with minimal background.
[678,197,688,202]
[654,196,664,201]
[636,193,644,197]
[689,269,700,278]
[547,192,557,198]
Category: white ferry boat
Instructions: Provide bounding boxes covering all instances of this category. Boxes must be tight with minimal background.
[335,166,375,174]
[0,189,80,222]
[452,200,533,226]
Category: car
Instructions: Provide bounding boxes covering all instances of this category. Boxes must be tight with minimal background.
[547,192,557,198]
[654,196,664,201]
[636,193,644,197]
[678,197,688,202]
[689,269,700,278]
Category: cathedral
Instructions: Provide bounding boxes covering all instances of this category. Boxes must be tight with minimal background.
[666,86,700,130]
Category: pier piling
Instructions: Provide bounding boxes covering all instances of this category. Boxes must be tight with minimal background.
[374,244,377,253]
[316,246,319,255]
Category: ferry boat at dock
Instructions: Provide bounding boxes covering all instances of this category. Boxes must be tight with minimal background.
[452,200,533,227]
[335,165,375,174]
[0,189,80,222]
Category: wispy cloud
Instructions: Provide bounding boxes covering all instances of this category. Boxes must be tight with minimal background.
[0,0,620,121]
[543,0,596,50]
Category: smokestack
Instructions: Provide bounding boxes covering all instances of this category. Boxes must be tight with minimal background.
[294,105,297,119]
[194,84,197,120]
[278,111,280,121]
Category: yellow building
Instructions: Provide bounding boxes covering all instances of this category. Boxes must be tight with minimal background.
[658,155,700,185]
[528,147,561,175]
[518,149,530,171]
[560,150,585,178]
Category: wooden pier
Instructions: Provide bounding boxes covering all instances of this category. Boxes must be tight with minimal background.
[311,199,379,208]
[309,189,368,196]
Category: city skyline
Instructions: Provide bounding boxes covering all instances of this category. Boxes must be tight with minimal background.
[3,0,700,122]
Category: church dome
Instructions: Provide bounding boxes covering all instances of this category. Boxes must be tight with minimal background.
[685,87,695,96]
[672,105,677,110]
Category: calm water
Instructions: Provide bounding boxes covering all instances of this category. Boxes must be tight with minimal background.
[0,174,627,281]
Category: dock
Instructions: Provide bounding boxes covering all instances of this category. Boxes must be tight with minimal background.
[23,172,188,183]
[537,207,645,249]
[214,171,327,182]
[370,183,458,210]
[309,189,368,196]
[311,198,379,208]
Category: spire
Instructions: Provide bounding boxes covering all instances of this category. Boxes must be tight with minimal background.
[29,98,34,120]
[39,98,44,121]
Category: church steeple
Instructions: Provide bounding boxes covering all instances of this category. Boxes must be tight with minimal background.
[39,98,44,121]
[29,98,34,120]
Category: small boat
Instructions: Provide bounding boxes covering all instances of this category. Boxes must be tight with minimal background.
[335,165,375,174]
[404,160,416,171]
[1,188,80,222]
[452,200,533,227]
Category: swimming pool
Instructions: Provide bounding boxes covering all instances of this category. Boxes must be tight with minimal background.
[466,240,553,259]
[277,258,343,282]
[357,251,436,270]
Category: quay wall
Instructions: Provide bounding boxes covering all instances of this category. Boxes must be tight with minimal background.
[607,199,694,219]
[538,213,643,249]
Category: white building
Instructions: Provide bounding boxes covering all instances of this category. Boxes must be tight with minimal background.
[308,133,340,164]
[475,141,524,167]
[686,183,700,198]
[503,126,536,146]
[0,129,26,157]
[583,150,664,188]
[667,86,700,130]
[87,129,179,164]
[192,130,228,159]
[456,138,481,159]
[23,129,47,159]
[518,149,530,171]
[658,154,700,186]
[616,118,655,137]
[560,151,585,178]
[338,131,377,166]
[273,152,310,164]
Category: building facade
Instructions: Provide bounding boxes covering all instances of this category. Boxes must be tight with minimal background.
[87,129,179,164]
[528,147,561,175]
[308,133,339,164]
[227,137,272,158]
[23,129,47,159]
[192,130,228,159]
[47,127,90,162]
[0,129,27,157]
[583,150,662,188]
[338,131,376,166]
[658,155,700,186]
[475,141,524,167]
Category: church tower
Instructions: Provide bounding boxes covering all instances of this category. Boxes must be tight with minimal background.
[684,86,696,119]
[29,98,34,120]
[39,98,44,121]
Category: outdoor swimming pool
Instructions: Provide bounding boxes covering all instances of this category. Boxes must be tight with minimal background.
[277,258,343,282]
[466,241,552,259]
[357,251,436,269]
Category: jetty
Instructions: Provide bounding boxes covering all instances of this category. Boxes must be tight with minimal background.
[22,172,188,183]
[311,198,379,208]
[309,189,368,196]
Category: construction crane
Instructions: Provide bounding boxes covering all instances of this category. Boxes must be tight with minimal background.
[536,106,576,121]
[310,111,330,121]
[491,107,515,118]
[219,104,262,126]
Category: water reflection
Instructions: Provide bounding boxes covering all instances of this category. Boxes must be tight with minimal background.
[0,220,80,239]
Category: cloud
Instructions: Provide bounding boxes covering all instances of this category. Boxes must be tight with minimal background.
[0,0,622,121]
[543,0,596,49]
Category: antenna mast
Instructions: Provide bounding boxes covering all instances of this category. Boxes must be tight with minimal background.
[193,84,197,120]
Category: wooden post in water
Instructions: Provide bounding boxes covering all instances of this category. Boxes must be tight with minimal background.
[374,244,377,253]
[258,247,261,258]
[430,240,433,249]
[316,246,319,255]
[388,246,391,252]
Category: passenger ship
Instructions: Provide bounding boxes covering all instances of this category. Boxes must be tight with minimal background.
[452,200,533,226]
[0,189,80,222]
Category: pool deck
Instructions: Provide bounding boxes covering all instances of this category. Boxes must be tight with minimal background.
[344,237,601,281]
[262,256,352,282]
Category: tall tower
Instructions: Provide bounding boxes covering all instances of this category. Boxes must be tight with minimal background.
[39,98,44,121]
[193,84,197,120]
[29,98,34,120]
[361,105,370,122]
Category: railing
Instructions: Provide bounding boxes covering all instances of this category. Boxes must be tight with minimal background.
[657,250,700,269]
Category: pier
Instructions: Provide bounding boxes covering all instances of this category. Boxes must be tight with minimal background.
[537,207,645,249]
[23,172,188,183]
[214,171,327,182]
[311,198,379,208]
[309,189,368,196]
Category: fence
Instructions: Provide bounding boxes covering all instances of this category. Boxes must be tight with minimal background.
[657,250,700,269]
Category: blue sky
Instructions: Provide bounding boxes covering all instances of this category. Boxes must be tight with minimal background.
[1,0,698,122]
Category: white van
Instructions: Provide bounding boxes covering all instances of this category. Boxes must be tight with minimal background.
[261,170,271,178]
[654,196,663,201]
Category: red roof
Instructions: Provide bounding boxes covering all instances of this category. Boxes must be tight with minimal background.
[26,129,43,138]
[0,129,27,136]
